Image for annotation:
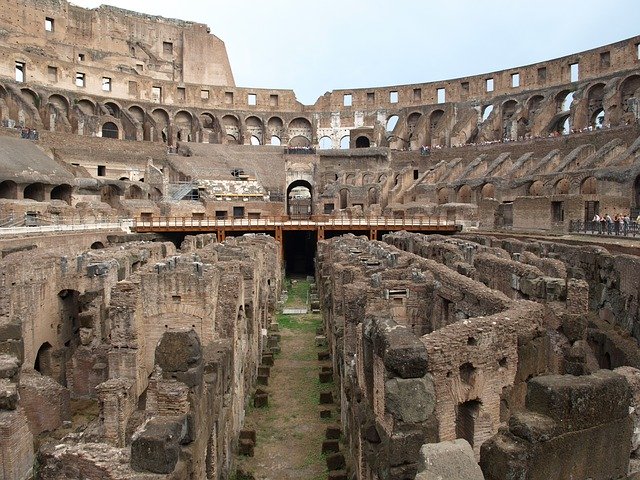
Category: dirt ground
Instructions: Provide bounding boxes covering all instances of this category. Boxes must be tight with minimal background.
[235,281,332,480]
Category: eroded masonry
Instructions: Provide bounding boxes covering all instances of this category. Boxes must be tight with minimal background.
[1,0,640,479]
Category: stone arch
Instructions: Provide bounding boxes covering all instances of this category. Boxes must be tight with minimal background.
[289,135,310,147]
[368,187,378,205]
[319,136,332,149]
[126,184,145,200]
[590,108,605,129]
[267,116,284,141]
[550,113,571,135]
[20,88,39,108]
[345,174,356,185]
[199,112,216,129]
[101,121,119,139]
[355,136,370,148]
[287,179,312,217]
[90,241,104,249]
[24,182,45,201]
[339,188,349,209]
[103,101,121,118]
[175,110,193,142]
[340,135,350,149]
[362,173,373,185]
[437,187,451,205]
[527,95,544,115]
[50,184,72,204]
[0,180,18,199]
[620,74,640,113]
[245,116,263,144]
[480,183,495,200]
[128,105,145,123]
[556,90,575,113]
[101,184,123,207]
[555,178,570,195]
[587,83,606,127]
[406,112,422,134]
[48,94,69,116]
[529,180,544,196]
[378,174,387,184]
[501,100,518,139]
[150,187,162,201]
[386,115,399,132]
[152,108,170,143]
[222,114,240,143]
[77,99,95,116]
[287,117,312,142]
[34,342,53,375]
[270,136,281,146]
[481,105,494,122]
[457,185,472,203]
[580,176,597,195]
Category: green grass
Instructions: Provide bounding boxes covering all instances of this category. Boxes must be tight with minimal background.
[284,278,311,307]
[277,313,321,332]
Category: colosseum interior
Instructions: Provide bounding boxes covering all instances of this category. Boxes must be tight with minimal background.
[1,1,640,479]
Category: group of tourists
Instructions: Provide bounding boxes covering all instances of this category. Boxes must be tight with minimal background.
[19,126,39,140]
[591,212,639,235]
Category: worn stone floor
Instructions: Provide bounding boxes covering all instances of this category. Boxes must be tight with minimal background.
[235,279,330,480]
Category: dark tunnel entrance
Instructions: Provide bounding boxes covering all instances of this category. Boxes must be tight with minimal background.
[284,230,316,276]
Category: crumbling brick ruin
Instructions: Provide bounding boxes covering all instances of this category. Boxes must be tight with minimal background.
[316,232,640,479]
[0,0,639,479]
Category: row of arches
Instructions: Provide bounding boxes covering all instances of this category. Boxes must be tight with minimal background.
[0,180,161,205]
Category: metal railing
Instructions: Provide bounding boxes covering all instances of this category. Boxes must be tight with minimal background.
[569,220,640,237]
[133,215,457,229]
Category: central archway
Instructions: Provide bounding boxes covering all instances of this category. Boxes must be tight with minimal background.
[287,180,312,218]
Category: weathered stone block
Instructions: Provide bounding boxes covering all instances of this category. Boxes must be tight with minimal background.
[415,439,485,480]
[319,391,334,404]
[326,452,345,471]
[322,439,340,454]
[0,379,18,410]
[130,416,186,474]
[155,329,202,373]
[325,424,342,440]
[384,375,435,423]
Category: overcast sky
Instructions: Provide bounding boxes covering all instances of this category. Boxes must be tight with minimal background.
[70,0,640,105]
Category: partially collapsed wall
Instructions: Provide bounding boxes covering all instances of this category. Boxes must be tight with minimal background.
[316,232,640,479]
[0,233,280,479]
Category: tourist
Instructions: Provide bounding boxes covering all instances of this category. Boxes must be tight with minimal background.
[623,214,630,235]
[600,215,607,234]
[605,214,613,234]
[592,213,601,233]
[614,213,620,235]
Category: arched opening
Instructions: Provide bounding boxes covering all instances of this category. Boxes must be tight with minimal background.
[48,94,69,117]
[527,95,544,116]
[529,180,544,196]
[90,241,104,250]
[270,136,281,146]
[129,106,145,123]
[456,399,482,448]
[556,178,570,195]
[246,116,263,145]
[77,99,95,116]
[152,108,170,144]
[355,136,370,148]
[480,183,495,200]
[50,184,72,204]
[591,108,605,129]
[287,180,312,218]
[0,180,18,199]
[386,115,399,132]
[502,100,518,139]
[556,90,575,113]
[34,342,53,375]
[200,112,215,129]
[339,188,349,209]
[621,75,640,113]
[319,136,332,149]
[175,111,193,142]
[101,122,119,139]
[24,182,45,201]
[101,184,122,208]
[103,102,121,118]
[368,187,378,205]
[458,185,472,203]
[222,115,240,144]
[437,187,450,205]
[340,135,350,149]
[20,88,39,107]
[346,174,356,185]
[287,117,312,144]
[126,185,145,200]
[267,116,284,140]
[580,176,598,195]
[289,135,311,148]
[634,175,640,208]
[481,105,494,122]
